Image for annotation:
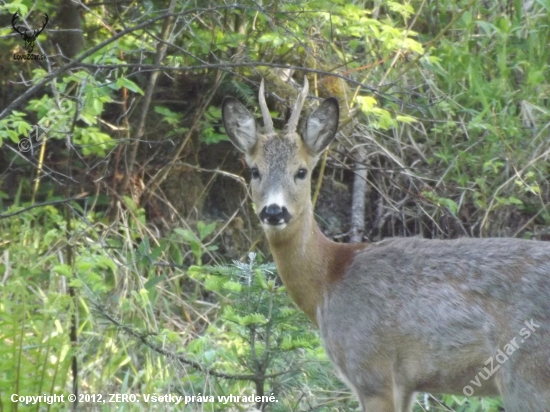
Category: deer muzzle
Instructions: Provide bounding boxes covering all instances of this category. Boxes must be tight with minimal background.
[259,204,292,226]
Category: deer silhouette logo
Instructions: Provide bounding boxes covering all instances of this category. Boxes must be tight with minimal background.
[12,11,49,54]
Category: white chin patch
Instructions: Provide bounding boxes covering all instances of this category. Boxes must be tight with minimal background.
[262,221,287,230]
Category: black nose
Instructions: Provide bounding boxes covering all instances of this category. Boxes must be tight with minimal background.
[259,204,290,225]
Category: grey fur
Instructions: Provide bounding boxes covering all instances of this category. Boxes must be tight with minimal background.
[223,79,550,412]
[319,237,550,411]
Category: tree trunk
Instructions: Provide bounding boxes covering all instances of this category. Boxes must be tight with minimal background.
[350,148,367,243]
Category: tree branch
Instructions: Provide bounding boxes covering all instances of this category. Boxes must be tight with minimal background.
[0,193,87,219]
[0,6,257,122]
[91,300,297,382]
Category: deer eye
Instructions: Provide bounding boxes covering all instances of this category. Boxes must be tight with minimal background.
[296,168,307,180]
[250,167,260,179]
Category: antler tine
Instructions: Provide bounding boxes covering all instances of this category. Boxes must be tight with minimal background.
[40,13,50,33]
[259,79,275,136]
[287,76,309,133]
[38,14,49,34]
[12,11,25,36]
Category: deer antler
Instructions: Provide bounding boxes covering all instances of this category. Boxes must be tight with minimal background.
[11,12,26,37]
[287,76,309,133]
[258,79,275,136]
[11,12,49,40]
[35,14,49,37]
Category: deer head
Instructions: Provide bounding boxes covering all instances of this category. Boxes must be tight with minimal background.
[12,11,49,54]
[222,78,339,239]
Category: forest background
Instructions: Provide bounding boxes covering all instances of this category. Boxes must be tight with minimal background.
[0,0,549,410]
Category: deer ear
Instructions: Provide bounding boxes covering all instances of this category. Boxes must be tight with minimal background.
[222,97,257,153]
[302,97,339,156]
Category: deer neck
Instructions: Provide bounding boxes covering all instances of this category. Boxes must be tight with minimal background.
[265,211,365,326]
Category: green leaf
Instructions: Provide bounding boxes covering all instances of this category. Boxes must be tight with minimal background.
[254,269,268,290]
[154,106,182,126]
[223,281,242,292]
[197,221,216,240]
[395,115,417,124]
[174,228,198,244]
[241,313,266,326]
[53,264,72,277]
[115,77,145,95]
[356,95,378,113]
[205,276,224,292]
[144,275,165,291]
[439,198,458,216]
[188,265,203,277]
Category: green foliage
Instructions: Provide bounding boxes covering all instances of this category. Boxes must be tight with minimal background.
[0,111,32,146]
[0,201,352,411]
[201,107,229,145]
[1,77,117,157]
[73,127,114,156]
[0,279,73,411]
[154,106,182,127]
[154,106,189,138]
[0,208,73,409]
[186,254,354,411]
[0,202,188,409]
[172,221,218,265]
[441,394,503,412]
[1,0,549,410]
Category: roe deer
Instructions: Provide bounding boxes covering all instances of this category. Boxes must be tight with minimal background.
[222,77,550,411]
